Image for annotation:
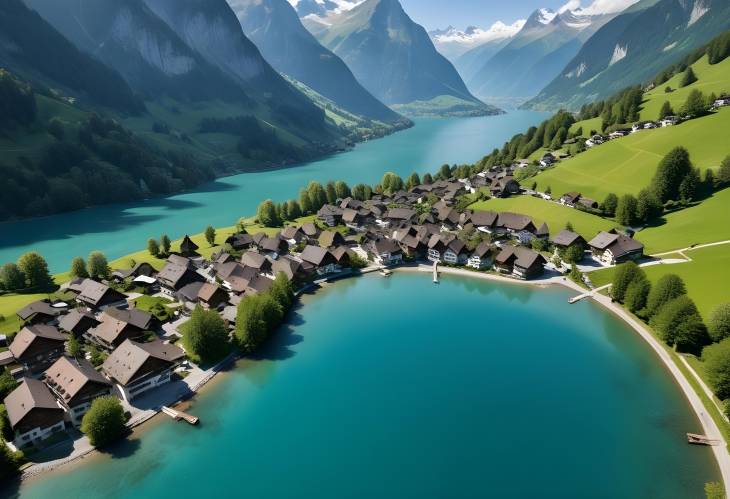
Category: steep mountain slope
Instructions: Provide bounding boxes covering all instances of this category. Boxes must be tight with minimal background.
[430,21,525,63]
[467,8,614,104]
[0,0,140,112]
[525,0,730,111]
[228,0,406,124]
[302,0,499,116]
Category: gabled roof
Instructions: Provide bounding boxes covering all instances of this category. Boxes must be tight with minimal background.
[16,299,60,320]
[497,212,535,231]
[318,231,345,248]
[9,325,66,359]
[373,238,401,254]
[241,252,269,270]
[535,222,549,237]
[470,210,499,227]
[447,239,467,254]
[43,356,111,404]
[78,280,126,306]
[4,378,62,429]
[384,208,416,220]
[104,307,153,330]
[300,222,320,237]
[587,231,620,250]
[551,230,584,247]
[471,241,492,258]
[102,339,184,386]
[300,245,333,266]
[59,309,99,333]
[198,283,226,303]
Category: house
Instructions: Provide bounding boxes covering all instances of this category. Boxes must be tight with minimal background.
[3,378,65,449]
[608,129,629,139]
[713,96,729,108]
[157,261,205,296]
[372,239,403,266]
[660,116,678,127]
[469,210,499,232]
[585,134,605,148]
[560,192,582,207]
[177,281,205,307]
[16,299,63,326]
[577,197,598,210]
[102,339,184,402]
[272,256,304,282]
[535,222,549,239]
[330,246,352,267]
[258,236,288,257]
[300,222,321,240]
[384,208,417,225]
[85,308,153,351]
[300,245,339,275]
[490,176,520,198]
[495,246,546,279]
[427,234,455,262]
[43,356,113,426]
[498,212,537,234]
[467,242,494,270]
[551,230,586,251]
[197,283,229,310]
[225,233,254,251]
[241,252,273,275]
[539,153,555,167]
[443,239,469,265]
[76,280,127,310]
[216,262,259,294]
[9,325,67,374]
[111,262,156,282]
[280,226,304,246]
[58,309,99,336]
[643,122,657,129]
[318,231,346,249]
[436,205,461,229]
[179,235,199,256]
[588,231,644,265]
[317,205,343,227]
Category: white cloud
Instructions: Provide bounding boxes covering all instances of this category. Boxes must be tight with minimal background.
[572,0,640,16]
[559,1,582,14]
[433,19,526,45]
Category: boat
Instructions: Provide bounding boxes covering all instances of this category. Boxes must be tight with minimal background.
[686,433,722,445]
[379,269,392,277]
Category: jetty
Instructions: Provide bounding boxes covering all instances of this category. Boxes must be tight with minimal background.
[432,261,439,283]
[161,406,199,425]
[687,433,722,446]
[568,291,592,304]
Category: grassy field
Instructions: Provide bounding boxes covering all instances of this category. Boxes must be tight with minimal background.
[587,244,730,320]
[641,55,730,121]
[532,107,730,201]
[469,196,616,238]
[637,187,730,254]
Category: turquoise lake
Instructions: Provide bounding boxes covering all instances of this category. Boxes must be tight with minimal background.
[10,273,719,498]
[0,112,547,272]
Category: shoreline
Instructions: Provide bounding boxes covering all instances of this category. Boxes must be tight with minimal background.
[407,264,730,489]
[12,265,729,493]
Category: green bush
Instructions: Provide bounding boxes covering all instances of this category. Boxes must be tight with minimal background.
[80,396,126,447]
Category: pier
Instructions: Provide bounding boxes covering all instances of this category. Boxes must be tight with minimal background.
[433,261,439,283]
[687,433,722,446]
[161,406,199,425]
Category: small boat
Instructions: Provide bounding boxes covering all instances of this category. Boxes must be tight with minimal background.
[379,269,392,277]
[687,433,722,445]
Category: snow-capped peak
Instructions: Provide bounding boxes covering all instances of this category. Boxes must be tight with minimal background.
[430,20,526,46]
[561,0,640,17]
[537,8,557,24]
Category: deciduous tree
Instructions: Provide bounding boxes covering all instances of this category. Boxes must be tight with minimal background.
[182,306,229,363]
[703,338,730,399]
[80,396,126,447]
[257,200,280,228]
[147,238,160,257]
[88,251,110,280]
[17,252,53,288]
[160,234,171,255]
[615,194,637,226]
[70,257,89,278]
[205,226,216,246]
[646,274,686,317]
[709,303,730,342]
[611,261,641,303]
[0,263,25,291]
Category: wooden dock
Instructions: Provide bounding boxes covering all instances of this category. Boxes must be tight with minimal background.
[432,261,439,283]
[687,433,722,445]
[568,292,591,304]
[161,406,199,425]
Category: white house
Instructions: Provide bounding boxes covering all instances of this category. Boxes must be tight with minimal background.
[660,116,678,127]
[3,378,66,450]
[372,239,403,266]
[467,242,493,270]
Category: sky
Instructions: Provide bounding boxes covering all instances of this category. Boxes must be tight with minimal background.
[400,0,566,30]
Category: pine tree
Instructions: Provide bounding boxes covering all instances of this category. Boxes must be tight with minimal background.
[147,238,160,257]
[658,101,674,120]
[70,257,89,278]
[160,234,171,255]
[679,66,697,87]
[205,226,216,246]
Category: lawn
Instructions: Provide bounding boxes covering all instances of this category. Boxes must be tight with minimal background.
[587,244,730,320]
[637,187,730,254]
[469,196,616,238]
[132,295,177,321]
[533,107,730,201]
[0,292,48,334]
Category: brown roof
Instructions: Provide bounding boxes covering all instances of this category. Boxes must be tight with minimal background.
[16,300,60,321]
[318,231,345,248]
[58,309,99,333]
[587,231,619,250]
[551,230,584,247]
[103,307,153,330]
[384,208,416,220]
[43,356,111,404]
[300,222,319,237]
[241,252,269,270]
[470,211,499,227]
[9,325,66,359]
[300,245,334,266]
[498,212,535,231]
[4,378,62,429]
[88,318,141,345]
[198,283,225,302]
[78,280,126,306]
[496,246,546,269]
[102,339,184,386]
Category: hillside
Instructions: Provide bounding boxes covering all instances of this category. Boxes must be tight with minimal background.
[302,0,500,116]
[228,0,407,125]
[526,0,730,111]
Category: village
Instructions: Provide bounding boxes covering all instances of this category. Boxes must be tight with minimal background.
[0,158,651,467]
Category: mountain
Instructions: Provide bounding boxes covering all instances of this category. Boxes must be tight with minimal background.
[429,21,525,62]
[525,0,730,111]
[289,0,359,17]
[0,0,140,112]
[301,0,499,116]
[227,0,406,124]
[466,7,615,105]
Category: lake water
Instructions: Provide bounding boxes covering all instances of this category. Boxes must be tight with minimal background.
[11,273,719,498]
[0,112,547,272]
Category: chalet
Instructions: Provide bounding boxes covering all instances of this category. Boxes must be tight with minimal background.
[498,212,537,234]
[272,256,304,282]
[3,378,65,449]
[58,309,99,336]
[102,339,184,402]
[16,299,62,325]
[551,230,586,251]
[111,262,155,282]
[372,239,403,266]
[300,245,339,275]
[216,262,259,294]
[244,275,275,295]
[280,226,304,246]
[539,153,555,167]
[495,246,546,279]
[258,236,288,257]
[436,205,461,229]
[427,233,455,263]
[212,251,236,266]
[443,239,469,265]
[196,283,228,310]
[318,231,346,249]
[535,222,549,239]
[317,205,343,227]
[660,116,678,127]
[225,233,254,251]
[178,281,205,306]
[241,252,273,275]
[330,246,352,267]
[300,222,321,240]
[560,192,582,207]
[713,96,729,108]
[342,208,368,229]
[467,242,494,270]
[85,308,153,351]
[76,280,127,310]
[577,197,598,210]
[43,356,112,426]
[179,235,199,256]
[588,231,644,265]
[339,197,364,210]
[384,208,417,225]
[490,177,520,198]
[9,325,67,374]
[157,261,205,296]
[469,210,499,231]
